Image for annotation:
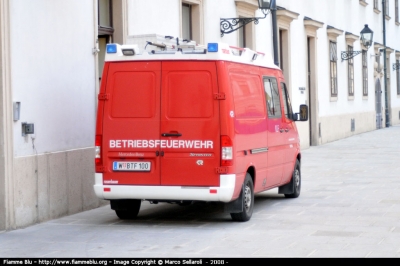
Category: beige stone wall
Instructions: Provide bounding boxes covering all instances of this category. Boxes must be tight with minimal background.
[296,121,310,150]
[296,111,377,150]
[318,111,376,145]
[391,106,400,126]
[13,148,107,228]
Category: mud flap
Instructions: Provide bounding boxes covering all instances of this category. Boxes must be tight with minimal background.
[224,183,244,213]
[278,177,294,194]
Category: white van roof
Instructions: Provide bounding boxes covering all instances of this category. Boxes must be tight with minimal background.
[104,36,279,69]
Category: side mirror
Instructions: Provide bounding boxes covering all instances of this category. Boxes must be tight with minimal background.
[293,104,308,121]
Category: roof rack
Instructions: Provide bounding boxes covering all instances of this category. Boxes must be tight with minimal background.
[105,34,278,69]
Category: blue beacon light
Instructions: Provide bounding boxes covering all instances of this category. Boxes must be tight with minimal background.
[207,43,219,53]
[106,44,117,54]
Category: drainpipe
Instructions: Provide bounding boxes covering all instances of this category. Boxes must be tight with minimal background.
[271,0,279,67]
[382,0,390,127]
[93,0,100,115]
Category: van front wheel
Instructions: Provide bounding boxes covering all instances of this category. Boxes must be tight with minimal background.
[285,160,301,198]
[230,173,254,222]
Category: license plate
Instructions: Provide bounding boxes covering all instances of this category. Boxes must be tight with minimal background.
[113,161,151,171]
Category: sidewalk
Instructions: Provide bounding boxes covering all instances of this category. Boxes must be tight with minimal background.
[1,125,400,258]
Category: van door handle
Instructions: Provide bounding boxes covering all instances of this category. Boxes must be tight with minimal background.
[161,133,182,137]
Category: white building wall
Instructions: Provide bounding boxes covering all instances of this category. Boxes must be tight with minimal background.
[277,0,371,117]
[274,0,400,143]
[11,0,96,156]
[205,0,239,45]
[5,0,105,229]
[287,19,307,107]
[128,0,181,37]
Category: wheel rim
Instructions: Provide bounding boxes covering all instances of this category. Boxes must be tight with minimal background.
[294,169,300,191]
[244,184,252,211]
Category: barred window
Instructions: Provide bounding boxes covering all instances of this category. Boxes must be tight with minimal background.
[236,3,255,50]
[396,59,400,95]
[98,0,113,81]
[98,0,112,32]
[181,1,203,44]
[330,41,338,97]
[362,50,368,96]
[348,46,354,96]
[385,0,390,16]
[182,3,192,41]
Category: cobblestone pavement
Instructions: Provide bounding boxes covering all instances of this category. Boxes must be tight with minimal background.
[1,126,400,258]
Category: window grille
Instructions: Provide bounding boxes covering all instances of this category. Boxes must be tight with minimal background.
[330,41,338,97]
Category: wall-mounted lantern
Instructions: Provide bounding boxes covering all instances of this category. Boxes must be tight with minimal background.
[341,24,373,61]
[220,0,276,37]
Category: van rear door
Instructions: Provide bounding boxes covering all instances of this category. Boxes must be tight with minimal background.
[102,62,162,185]
[160,61,221,186]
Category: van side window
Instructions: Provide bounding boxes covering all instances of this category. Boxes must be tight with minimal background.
[281,82,293,120]
[231,73,264,119]
[263,77,282,118]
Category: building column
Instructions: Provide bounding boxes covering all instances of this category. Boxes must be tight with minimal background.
[0,0,15,230]
[303,17,324,147]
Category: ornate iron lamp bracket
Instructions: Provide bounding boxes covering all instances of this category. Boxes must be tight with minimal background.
[220,11,269,37]
[341,50,362,61]
[393,63,400,71]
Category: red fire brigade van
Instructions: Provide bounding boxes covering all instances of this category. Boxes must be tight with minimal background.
[94,37,308,222]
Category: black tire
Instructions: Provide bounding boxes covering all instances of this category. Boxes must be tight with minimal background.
[115,199,141,220]
[178,201,193,206]
[285,160,301,198]
[230,173,254,222]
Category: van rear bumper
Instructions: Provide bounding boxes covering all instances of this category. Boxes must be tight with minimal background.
[94,173,236,202]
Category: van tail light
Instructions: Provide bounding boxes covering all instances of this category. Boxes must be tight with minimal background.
[221,135,233,166]
[95,135,102,168]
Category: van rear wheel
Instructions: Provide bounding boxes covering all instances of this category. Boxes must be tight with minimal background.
[178,201,193,206]
[114,199,141,220]
[230,173,254,222]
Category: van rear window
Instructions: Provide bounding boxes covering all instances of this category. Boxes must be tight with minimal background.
[111,72,157,118]
[165,71,213,118]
